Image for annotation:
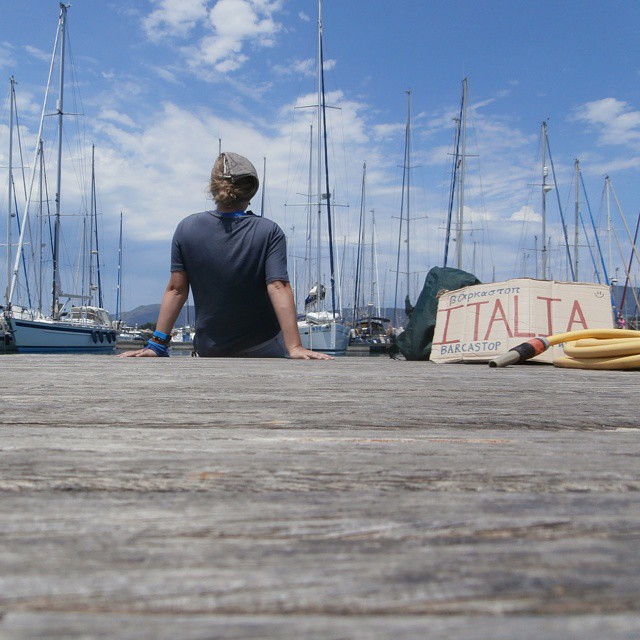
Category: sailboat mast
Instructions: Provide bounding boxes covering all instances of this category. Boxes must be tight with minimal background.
[51,3,69,318]
[605,176,613,282]
[443,92,463,268]
[8,6,62,308]
[37,140,44,313]
[5,77,16,307]
[574,160,580,280]
[352,162,366,323]
[315,0,322,311]
[373,211,382,316]
[541,121,549,280]
[89,144,95,304]
[116,212,123,324]
[318,0,337,316]
[305,124,313,296]
[456,78,468,270]
[370,209,376,315]
[260,157,266,217]
[405,90,411,301]
[90,144,103,308]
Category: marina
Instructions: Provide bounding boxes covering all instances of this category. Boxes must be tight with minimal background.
[0,355,639,638]
[1,3,640,637]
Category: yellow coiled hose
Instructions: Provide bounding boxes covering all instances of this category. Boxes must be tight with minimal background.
[489,329,640,370]
[550,329,640,370]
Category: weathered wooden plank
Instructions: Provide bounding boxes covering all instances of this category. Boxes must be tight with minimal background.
[2,612,640,640]
[0,355,639,639]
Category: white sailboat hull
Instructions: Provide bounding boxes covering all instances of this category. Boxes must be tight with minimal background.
[297,320,350,355]
[6,316,116,353]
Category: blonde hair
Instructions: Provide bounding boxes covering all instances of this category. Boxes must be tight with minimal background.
[209,155,259,208]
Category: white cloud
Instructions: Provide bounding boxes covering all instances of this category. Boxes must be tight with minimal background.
[0,42,15,69]
[323,59,336,72]
[573,98,640,148]
[97,109,137,129]
[299,12,310,22]
[372,123,405,140]
[90,102,287,241]
[509,205,541,223]
[272,57,314,78]
[143,0,209,40]
[182,0,283,75]
[145,65,179,84]
[574,151,640,176]
[24,45,51,63]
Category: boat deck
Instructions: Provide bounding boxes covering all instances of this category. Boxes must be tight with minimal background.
[1,355,639,639]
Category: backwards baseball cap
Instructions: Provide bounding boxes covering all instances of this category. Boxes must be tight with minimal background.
[220,152,258,183]
[211,152,260,204]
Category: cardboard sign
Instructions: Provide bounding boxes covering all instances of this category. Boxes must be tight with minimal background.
[431,278,614,364]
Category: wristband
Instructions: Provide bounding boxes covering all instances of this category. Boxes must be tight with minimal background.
[152,330,171,345]
[145,340,169,357]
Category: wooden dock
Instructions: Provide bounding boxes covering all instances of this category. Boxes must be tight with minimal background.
[1,355,639,639]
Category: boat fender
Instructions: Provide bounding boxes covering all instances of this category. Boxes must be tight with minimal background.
[106,331,112,343]
[111,331,117,342]
[98,331,104,343]
[91,330,98,344]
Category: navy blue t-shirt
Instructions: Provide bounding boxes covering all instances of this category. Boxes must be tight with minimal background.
[171,211,289,356]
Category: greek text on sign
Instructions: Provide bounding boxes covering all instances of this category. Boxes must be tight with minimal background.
[430,278,614,363]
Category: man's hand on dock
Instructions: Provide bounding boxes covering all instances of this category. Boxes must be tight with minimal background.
[118,348,157,358]
[287,345,333,360]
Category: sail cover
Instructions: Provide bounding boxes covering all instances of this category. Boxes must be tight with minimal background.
[394,266,480,361]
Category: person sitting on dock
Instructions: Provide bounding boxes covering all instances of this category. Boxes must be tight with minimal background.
[120,152,331,360]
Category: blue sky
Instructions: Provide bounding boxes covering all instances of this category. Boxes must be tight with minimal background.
[1,0,639,316]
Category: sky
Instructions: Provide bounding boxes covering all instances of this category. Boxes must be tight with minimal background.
[1,0,640,318]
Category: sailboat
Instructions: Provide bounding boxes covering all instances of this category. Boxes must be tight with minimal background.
[392,90,417,329]
[1,77,21,352]
[350,163,391,351]
[295,0,350,355]
[443,78,469,271]
[3,4,116,353]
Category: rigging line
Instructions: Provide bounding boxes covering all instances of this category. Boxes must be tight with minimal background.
[11,183,34,310]
[437,112,458,228]
[352,163,366,324]
[11,91,29,205]
[64,29,88,205]
[582,171,609,285]
[513,129,542,278]
[545,129,575,281]
[8,5,62,306]
[443,97,462,268]
[610,179,640,284]
[319,28,337,317]
[8,81,38,294]
[61,131,86,215]
[578,207,601,284]
[610,216,640,314]
[619,211,640,316]
[393,115,409,327]
[284,107,296,204]
[12,170,37,293]
[574,164,600,282]
[466,94,496,279]
[40,148,55,268]
[91,147,103,308]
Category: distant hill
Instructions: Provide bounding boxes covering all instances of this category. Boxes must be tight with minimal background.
[114,305,194,327]
[116,304,408,328]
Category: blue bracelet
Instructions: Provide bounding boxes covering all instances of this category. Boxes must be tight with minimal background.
[145,340,169,357]
[153,329,170,341]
